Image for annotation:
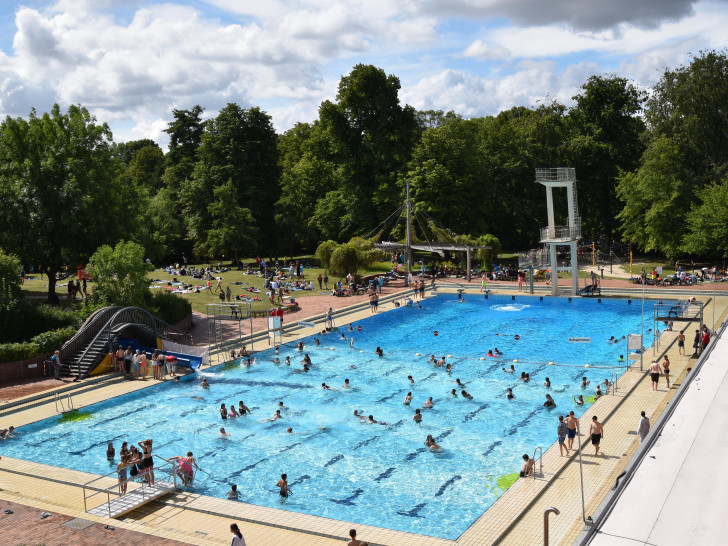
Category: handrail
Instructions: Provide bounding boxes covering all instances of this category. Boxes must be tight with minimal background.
[544,507,560,546]
[60,306,121,363]
[532,446,543,478]
[609,372,618,395]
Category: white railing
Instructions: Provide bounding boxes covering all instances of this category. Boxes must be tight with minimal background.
[535,168,575,182]
[54,393,74,413]
[540,222,582,241]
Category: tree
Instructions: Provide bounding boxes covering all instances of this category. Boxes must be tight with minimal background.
[616,137,688,258]
[318,65,420,237]
[329,243,361,278]
[315,240,339,271]
[683,177,728,258]
[181,104,279,258]
[567,75,646,240]
[88,241,153,307]
[201,181,257,261]
[0,249,22,339]
[0,104,129,303]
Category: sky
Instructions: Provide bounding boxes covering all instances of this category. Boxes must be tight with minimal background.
[0,0,726,147]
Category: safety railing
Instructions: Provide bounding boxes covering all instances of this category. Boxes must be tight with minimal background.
[82,455,178,518]
[540,222,582,242]
[609,372,619,395]
[535,167,575,182]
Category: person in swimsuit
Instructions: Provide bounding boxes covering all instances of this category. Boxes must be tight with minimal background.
[678,330,686,356]
[220,404,228,420]
[557,415,569,456]
[520,454,535,477]
[423,397,433,408]
[238,401,250,415]
[461,390,473,400]
[228,405,239,418]
[413,409,422,423]
[424,434,442,451]
[168,452,198,486]
[106,442,115,461]
[544,377,551,388]
[404,392,412,405]
[648,360,662,391]
[543,394,556,407]
[506,388,514,400]
[662,355,671,389]
[581,377,590,388]
[138,439,154,485]
[277,473,289,498]
[574,395,584,406]
[201,378,209,388]
[590,416,604,455]
[566,411,578,450]
[375,347,384,357]
[408,375,415,384]
[117,453,129,495]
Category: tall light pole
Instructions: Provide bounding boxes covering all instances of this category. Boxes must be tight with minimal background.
[641,279,645,371]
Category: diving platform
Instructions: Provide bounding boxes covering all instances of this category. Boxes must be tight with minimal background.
[653,301,704,324]
[87,480,175,518]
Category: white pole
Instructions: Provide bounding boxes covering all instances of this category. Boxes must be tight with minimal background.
[576,419,588,523]
[641,281,645,372]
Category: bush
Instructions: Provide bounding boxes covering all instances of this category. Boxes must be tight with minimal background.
[0,299,81,344]
[146,291,192,325]
[329,244,360,278]
[0,342,39,363]
[0,325,78,363]
[315,240,339,271]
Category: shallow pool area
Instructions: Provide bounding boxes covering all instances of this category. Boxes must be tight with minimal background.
[2,294,657,539]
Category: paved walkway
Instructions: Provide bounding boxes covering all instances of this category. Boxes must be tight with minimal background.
[587,322,728,546]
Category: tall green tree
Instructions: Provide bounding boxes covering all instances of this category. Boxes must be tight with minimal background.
[568,75,646,241]
[318,64,420,238]
[181,104,279,258]
[0,105,129,303]
[88,241,153,307]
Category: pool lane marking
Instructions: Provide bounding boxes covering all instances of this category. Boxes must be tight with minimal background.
[329,488,364,505]
[68,433,126,456]
[352,436,380,450]
[374,467,396,482]
[397,502,427,518]
[482,440,503,457]
[101,403,155,424]
[323,454,344,467]
[279,442,302,453]
[463,403,490,422]
[434,475,462,497]
[376,389,406,403]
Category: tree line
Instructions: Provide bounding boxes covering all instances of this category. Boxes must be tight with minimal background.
[1,51,727,302]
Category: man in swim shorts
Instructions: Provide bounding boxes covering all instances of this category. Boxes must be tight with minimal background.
[566,411,578,450]
[590,416,604,455]
[519,453,534,477]
[648,360,662,391]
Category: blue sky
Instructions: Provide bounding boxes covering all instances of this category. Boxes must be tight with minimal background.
[0,0,726,146]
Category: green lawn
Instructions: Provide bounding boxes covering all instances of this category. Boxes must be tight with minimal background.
[19,257,398,315]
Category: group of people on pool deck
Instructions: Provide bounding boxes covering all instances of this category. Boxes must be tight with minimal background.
[110,438,201,490]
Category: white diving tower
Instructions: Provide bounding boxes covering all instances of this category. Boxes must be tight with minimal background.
[536,168,581,296]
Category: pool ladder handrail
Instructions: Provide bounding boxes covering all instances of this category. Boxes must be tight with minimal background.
[609,371,619,394]
[532,446,544,478]
[82,456,178,517]
[54,392,74,413]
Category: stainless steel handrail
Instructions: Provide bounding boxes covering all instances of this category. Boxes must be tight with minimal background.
[544,507,560,546]
[532,446,543,477]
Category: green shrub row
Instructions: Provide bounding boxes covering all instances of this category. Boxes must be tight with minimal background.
[0,326,77,363]
[0,300,82,344]
[146,291,192,325]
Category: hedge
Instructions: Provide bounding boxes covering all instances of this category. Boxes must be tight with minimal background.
[0,325,77,363]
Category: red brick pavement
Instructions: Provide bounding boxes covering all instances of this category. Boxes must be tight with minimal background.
[0,499,191,546]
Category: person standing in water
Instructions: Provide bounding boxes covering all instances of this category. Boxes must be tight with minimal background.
[277,473,289,498]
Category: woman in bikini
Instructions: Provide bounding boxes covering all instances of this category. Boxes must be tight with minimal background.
[138,439,154,485]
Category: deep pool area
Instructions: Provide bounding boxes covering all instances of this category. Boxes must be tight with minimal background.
[2,294,658,539]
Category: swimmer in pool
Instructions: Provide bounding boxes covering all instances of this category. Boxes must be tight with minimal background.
[368,415,386,425]
[424,434,442,451]
[303,354,312,366]
[286,427,293,434]
[285,356,291,365]
[404,392,412,405]
[519,372,528,381]
[595,385,603,398]
[408,375,415,384]
[342,379,350,388]
[494,348,503,355]
[277,474,288,498]
[461,390,473,400]
[504,364,515,373]
[543,394,556,407]
[321,382,332,390]
[574,395,584,406]
[348,323,354,331]
[219,427,231,437]
[423,397,434,408]
[314,338,320,346]
[455,378,464,387]
[506,388,515,400]
[446,363,452,372]
[273,357,280,364]
[413,409,423,423]
[429,355,436,363]
[375,347,384,357]
[544,377,551,388]
[436,356,446,367]
[581,377,590,388]
[487,350,495,357]
[200,378,209,388]
[271,409,282,421]
[238,401,251,415]
[353,410,367,420]
[450,389,458,397]
[228,405,239,418]
[341,333,346,340]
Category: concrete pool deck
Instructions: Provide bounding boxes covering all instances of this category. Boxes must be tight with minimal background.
[1,286,726,545]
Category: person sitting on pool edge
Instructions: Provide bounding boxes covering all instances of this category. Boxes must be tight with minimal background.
[520,453,535,477]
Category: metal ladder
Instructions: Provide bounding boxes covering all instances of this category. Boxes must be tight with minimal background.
[54,392,74,413]
[532,446,544,478]
[609,371,619,394]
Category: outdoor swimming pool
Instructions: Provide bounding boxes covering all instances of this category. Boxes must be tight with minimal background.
[3,294,657,539]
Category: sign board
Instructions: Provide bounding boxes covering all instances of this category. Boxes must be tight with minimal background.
[569,337,591,343]
[627,334,643,351]
[657,266,663,275]
[298,321,316,328]
[28,363,37,368]
[268,316,281,330]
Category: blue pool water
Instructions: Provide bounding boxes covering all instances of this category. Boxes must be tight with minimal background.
[3,295,657,539]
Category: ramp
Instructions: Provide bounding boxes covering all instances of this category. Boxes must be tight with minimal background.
[87,480,175,518]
